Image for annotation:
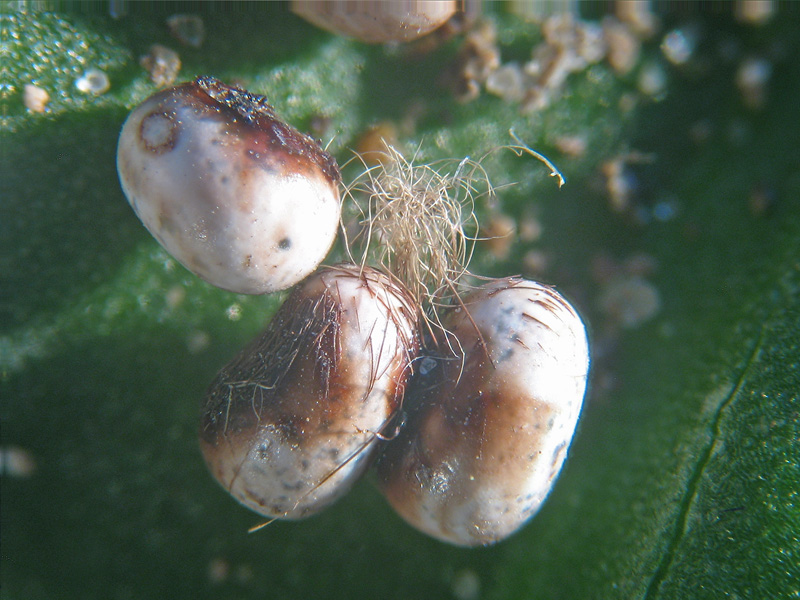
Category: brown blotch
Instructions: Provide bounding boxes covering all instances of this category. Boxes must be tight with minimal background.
[138,110,179,153]
[191,76,341,185]
[378,332,555,499]
[200,270,351,449]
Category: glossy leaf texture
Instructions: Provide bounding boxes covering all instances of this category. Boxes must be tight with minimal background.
[2,5,798,600]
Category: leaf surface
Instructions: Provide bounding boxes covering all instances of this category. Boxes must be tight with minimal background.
[2,5,798,600]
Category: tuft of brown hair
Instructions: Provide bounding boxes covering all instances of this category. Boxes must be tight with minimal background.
[342,135,564,338]
[343,146,492,315]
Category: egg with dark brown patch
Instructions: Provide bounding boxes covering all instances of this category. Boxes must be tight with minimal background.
[200,264,419,519]
[377,277,589,546]
[117,76,341,294]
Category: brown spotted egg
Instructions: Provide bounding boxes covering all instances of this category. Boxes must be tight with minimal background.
[377,277,589,546]
[200,264,419,519]
[291,0,457,43]
[117,76,341,294]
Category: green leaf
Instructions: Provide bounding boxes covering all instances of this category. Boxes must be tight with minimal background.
[2,5,798,600]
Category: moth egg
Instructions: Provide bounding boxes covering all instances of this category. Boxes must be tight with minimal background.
[117,76,341,294]
[200,264,419,519]
[377,278,590,546]
[291,0,457,44]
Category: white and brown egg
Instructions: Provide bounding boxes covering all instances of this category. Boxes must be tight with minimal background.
[117,76,341,295]
[200,264,419,519]
[291,0,459,44]
[377,278,590,546]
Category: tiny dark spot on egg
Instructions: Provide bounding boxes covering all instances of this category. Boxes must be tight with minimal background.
[156,209,177,234]
[278,237,292,250]
[497,345,514,362]
[256,443,270,459]
[276,415,303,440]
[282,479,306,492]
[243,487,268,505]
[500,304,515,316]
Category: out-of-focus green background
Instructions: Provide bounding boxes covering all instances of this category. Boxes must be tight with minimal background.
[2,3,798,599]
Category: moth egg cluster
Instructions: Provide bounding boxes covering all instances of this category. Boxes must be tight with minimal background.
[117,77,590,547]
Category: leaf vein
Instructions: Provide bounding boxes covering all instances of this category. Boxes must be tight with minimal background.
[642,324,766,599]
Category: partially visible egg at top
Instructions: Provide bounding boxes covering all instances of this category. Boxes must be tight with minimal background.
[116,76,341,294]
[377,277,590,546]
[291,0,457,44]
